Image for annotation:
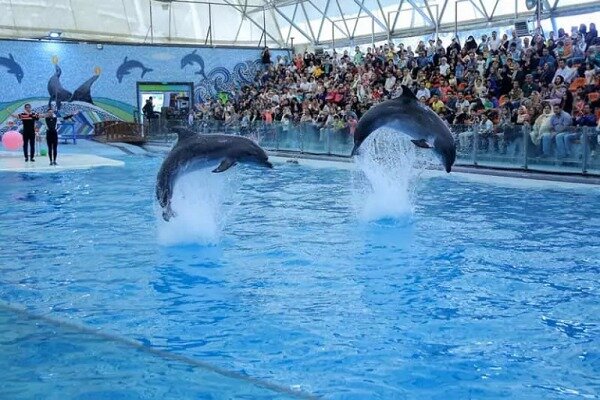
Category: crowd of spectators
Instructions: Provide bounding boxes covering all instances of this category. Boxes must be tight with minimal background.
[192,22,600,158]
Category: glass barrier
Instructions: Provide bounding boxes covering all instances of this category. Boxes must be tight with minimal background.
[145,119,600,176]
[0,305,306,400]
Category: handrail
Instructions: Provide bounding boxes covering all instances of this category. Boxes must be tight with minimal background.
[144,118,600,176]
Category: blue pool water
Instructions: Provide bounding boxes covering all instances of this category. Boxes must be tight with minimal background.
[0,155,599,399]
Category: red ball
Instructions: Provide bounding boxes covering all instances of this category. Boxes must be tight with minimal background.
[2,130,23,151]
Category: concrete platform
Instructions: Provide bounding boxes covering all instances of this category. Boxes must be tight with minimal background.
[0,154,124,173]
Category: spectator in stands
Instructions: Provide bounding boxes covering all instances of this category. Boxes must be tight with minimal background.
[544,104,573,158]
[531,104,553,150]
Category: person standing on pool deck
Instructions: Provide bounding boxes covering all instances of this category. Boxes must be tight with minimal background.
[44,106,78,165]
[10,104,41,162]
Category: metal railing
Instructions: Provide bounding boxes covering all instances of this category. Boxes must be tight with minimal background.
[145,118,600,176]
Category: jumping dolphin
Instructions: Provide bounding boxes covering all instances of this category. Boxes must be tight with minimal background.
[47,65,73,110]
[0,53,24,83]
[180,50,207,78]
[116,57,153,83]
[352,85,456,173]
[156,128,273,221]
[70,74,100,104]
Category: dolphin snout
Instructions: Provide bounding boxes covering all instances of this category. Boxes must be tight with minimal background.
[264,160,273,168]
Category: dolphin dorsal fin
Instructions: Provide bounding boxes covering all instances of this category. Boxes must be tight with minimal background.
[401,85,418,101]
[172,126,196,143]
[192,50,197,54]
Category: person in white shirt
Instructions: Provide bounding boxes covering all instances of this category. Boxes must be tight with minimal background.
[384,73,396,93]
[489,31,502,51]
[553,59,577,84]
[439,57,450,76]
[416,85,430,100]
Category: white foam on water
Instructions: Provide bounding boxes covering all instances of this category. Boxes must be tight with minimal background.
[352,129,434,223]
[156,167,240,246]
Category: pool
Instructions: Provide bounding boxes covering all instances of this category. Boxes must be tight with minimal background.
[0,153,599,399]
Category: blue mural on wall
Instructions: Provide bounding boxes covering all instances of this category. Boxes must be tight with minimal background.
[180,50,206,78]
[0,53,23,83]
[0,39,288,135]
[116,57,153,83]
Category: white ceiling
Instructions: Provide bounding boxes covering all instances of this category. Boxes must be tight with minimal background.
[0,0,598,47]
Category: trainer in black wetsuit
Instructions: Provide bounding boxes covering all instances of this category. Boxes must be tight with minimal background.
[44,107,76,166]
[11,104,40,162]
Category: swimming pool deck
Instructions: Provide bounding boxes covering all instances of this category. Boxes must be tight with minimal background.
[0,140,126,173]
[3,139,599,185]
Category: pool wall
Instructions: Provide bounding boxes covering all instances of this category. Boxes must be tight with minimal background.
[0,39,289,128]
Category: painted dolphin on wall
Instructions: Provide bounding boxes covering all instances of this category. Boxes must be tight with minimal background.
[352,85,457,173]
[180,50,207,78]
[156,127,273,221]
[47,65,73,110]
[116,57,153,83]
[0,53,24,83]
[70,69,100,104]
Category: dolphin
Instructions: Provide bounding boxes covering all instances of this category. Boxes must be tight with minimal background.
[70,74,100,104]
[47,65,73,110]
[352,85,457,173]
[156,127,273,221]
[180,50,207,78]
[116,57,153,83]
[0,53,24,83]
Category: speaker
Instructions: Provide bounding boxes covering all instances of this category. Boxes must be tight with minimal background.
[514,21,530,37]
[525,0,537,10]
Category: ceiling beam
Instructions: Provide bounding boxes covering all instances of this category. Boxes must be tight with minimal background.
[352,0,388,32]
[299,1,317,43]
[335,0,352,38]
[391,0,405,33]
[307,0,348,41]
[406,0,435,27]
[221,0,284,45]
[272,3,314,43]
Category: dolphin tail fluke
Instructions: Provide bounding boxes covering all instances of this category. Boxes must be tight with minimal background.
[142,67,153,78]
[212,158,237,173]
[162,204,176,222]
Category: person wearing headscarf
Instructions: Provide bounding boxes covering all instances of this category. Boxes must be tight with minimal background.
[530,104,553,147]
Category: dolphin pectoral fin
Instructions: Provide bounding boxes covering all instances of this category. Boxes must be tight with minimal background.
[411,139,432,149]
[351,144,360,156]
[212,158,237,173]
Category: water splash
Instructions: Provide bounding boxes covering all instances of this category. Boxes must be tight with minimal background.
[156,168,240,246]
[352,129,433,223]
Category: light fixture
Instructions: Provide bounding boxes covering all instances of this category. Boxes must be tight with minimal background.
[49,31,62,39]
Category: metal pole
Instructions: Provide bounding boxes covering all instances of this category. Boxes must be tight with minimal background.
[434,5,439,42]
[263,7,267,48]
[371,17,375,48]
[208,3,213,46]
[522,125,529,170]
[455,1,458,38]
[473,128,478,166]
[149,0,154,44]
[515,0,518,20]
[332,23,335,52]
[291,37,295,53]
[582,128,589,174]
[332,25,335,51]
